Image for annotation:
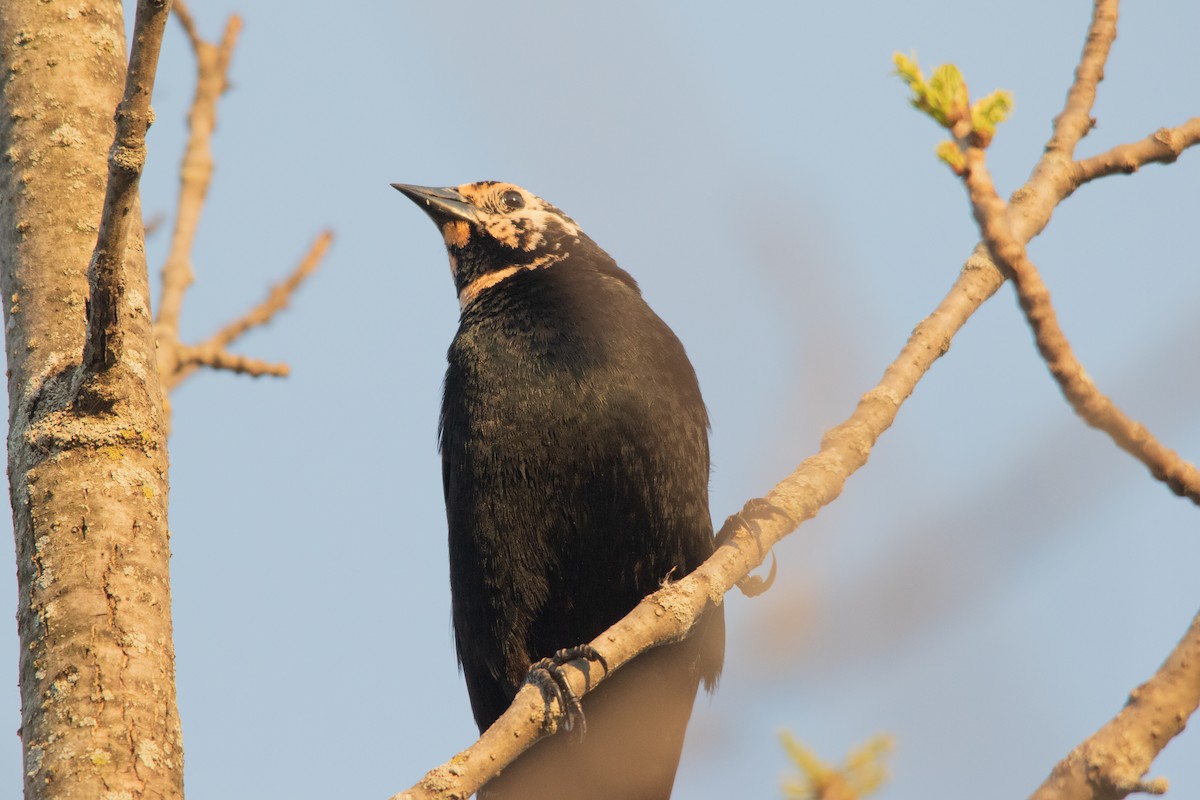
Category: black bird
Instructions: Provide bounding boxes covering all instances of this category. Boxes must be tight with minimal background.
[395,181,724,799]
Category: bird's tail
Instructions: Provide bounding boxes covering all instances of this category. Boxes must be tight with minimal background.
[479,634,709,800]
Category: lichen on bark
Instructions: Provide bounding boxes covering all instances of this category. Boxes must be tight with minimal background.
[0,2,183,798]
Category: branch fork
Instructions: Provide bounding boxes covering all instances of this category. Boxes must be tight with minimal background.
[151,2,329,399]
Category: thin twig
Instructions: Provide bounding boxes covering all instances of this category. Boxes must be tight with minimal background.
[205,230,332,351]
[156,1,242,340]
[963,145,1200,503]
[1027,609,1200,800]
[82,0,174,372]
[143,212,166,238]
[1045,0,1119,157]
[151,5,326,396]
[1017,0,1120,239]
[1073,118,1200,186]
[175,344,289,379]
[170,0,202,51]
[163,230,331,391]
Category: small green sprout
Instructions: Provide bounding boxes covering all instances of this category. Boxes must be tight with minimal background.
[936,140,967,174]
[971,89,1014,144]
[894,52,1013,165]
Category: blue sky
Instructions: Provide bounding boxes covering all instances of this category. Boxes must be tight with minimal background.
[4,2,1199,798]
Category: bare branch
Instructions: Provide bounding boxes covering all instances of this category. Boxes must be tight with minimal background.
[1045,0,1119,157]
[963,145,1200,503]
[996,0,1120,248]
[144,211,167,238]
[150,5,326,397]
[163,230,331,391]
[156,1,243,339]
[82,0,174,373]
[206,230,332,351]
[170,0,202,51]
[1073,118,1200,185]
[1027,610,1200,800]
[175,344,289,379]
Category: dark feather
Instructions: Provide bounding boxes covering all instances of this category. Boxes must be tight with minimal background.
[400,181,724,799]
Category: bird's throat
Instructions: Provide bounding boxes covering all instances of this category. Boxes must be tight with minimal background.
[457,254,564,310]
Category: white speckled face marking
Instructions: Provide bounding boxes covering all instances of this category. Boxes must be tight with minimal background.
[445,181,584,309]
[457,182,581,253]
[398,181,596,309]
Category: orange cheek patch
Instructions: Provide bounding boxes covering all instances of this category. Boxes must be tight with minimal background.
[441,221,471,248]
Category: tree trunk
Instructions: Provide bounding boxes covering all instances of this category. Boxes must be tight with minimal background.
[0,2,183,798]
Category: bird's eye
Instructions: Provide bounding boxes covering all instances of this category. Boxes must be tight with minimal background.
[500,189,525,211]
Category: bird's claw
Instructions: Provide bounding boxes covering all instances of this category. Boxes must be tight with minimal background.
[717,497,793,597]
[738,551,777,597]
[526,645,609,737]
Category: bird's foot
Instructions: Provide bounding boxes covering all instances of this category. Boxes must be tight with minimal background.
[526,645,609,737]
[717,497,794,597]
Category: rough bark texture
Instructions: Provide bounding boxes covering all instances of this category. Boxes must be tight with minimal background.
[0,3,182,799]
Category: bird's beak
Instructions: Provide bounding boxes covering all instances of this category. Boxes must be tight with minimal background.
[392,183,478,223]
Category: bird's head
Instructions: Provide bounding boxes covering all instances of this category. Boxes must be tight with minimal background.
[394,181,616,309]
